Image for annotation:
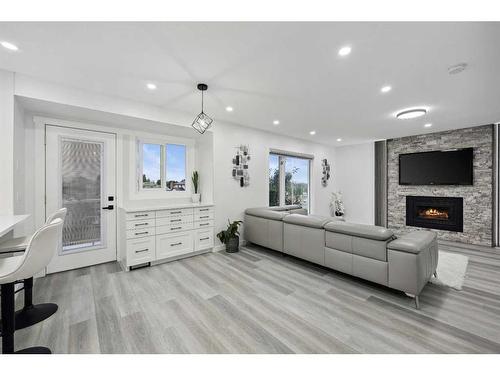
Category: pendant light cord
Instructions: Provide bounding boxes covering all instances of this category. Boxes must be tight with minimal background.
[201,89,204,114]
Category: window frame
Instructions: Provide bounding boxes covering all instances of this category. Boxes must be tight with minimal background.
[269,151,312,212]
[136,137,192,196]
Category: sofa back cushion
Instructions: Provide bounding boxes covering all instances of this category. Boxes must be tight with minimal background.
[324,221,394,241]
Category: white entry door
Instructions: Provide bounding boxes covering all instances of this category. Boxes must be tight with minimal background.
[45,125,117,274]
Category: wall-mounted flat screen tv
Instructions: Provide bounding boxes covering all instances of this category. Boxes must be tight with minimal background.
[399,148,473,185]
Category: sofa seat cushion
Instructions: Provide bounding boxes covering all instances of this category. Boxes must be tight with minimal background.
[324,221,394,241]
[244,207,289,221]
[387,231,437,254]
[283,214,331,229]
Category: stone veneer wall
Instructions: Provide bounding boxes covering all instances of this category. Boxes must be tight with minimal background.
[387,124,493,246]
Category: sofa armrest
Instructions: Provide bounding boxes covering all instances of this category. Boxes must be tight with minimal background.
[387,231,437,254]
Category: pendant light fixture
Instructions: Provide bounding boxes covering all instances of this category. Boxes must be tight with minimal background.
[191,83,213,134]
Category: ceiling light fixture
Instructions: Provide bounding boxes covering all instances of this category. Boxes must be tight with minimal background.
[309,130,316,135]
[225,106,233,112]
[424,123,432,128]
[396,108,427,120]
[1,41,19,51]
[191,83,213,134]
[273,120,280,125]
[338,46,351,56]
[146,83,157,90]
[337,138,342,142]
[381,85,392,93]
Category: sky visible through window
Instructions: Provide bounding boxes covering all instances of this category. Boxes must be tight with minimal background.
[166,144,186,183]
[142,143,186,189]
[143,144,160,186]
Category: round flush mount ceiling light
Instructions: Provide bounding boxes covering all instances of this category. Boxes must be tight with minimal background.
[225,106,233,112]
[424,123,432,128]
[396,108,427,120]
[273,120,280,125]
[336,138,342,142]
[146,83,157,90]
[338,46,352,56]
[1,41,19,51]
[309,130,316,135]
[380,85,392,93]
[448,63,467,75]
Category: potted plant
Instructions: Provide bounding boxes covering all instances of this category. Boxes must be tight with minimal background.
[217,220,243,253]
[191,170,200,203]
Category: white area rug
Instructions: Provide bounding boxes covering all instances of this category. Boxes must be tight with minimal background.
[429,251,469,290]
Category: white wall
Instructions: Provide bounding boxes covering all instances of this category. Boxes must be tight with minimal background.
[0,70,15,215]
[334,142,375,225]
[213,121,335,241]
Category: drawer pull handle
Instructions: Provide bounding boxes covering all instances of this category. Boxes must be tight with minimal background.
[170,219,182,222]
[170,242,183,247]
[200,215,209,219]
[199,208,209,211]
[200,237,210,241]
[170,211,182,214]
[135,222,148,227]
[171,227,182,230]
[135,214,148,217]
[135,248,149,253]
[135,231,149,235]
[200,223,210,226]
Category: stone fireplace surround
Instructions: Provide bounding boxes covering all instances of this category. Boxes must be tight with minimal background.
[387,125,493,247]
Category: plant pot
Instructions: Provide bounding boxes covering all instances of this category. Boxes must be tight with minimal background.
[225,236,239,253]
[191,193,200,204]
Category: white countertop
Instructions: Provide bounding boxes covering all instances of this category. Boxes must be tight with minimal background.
[119,203,214,213]
[0,214,30,237]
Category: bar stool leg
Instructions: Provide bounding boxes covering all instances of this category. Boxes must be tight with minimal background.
[1,282,52,354]
[14,277,58,330]
[1,283,15,353]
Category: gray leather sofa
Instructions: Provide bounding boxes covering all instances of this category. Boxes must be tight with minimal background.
[244,207,438,308]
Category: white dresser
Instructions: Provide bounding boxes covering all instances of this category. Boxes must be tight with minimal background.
[118,204,214,270]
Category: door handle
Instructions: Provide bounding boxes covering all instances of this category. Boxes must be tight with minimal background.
[102,205,114,210]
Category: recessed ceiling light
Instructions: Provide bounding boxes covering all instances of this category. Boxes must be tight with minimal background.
[273,120,280,125]
[146,83,157,90]
[424,123,432,128]
[1,41,19,51]
[225,106,233,112]
[396,108,427,120]
[309,130,316,135]
[338,46,351,56]
[336,138,342,142]
[381,85,392,93]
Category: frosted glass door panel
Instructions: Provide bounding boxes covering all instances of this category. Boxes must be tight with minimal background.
[61,139,104,252]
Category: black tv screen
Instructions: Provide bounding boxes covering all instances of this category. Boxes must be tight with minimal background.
[399,148,473,185]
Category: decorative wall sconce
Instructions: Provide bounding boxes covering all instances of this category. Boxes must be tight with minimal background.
[321,158,331,186]
[232,145,250,187]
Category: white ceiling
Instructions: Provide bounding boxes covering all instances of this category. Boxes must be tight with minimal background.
[1,22,500,145]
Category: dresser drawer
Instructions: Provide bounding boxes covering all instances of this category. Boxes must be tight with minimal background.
[156,208,193,218]
[126,236,155,266]
[156,232,194,259]
[195,228,214,251]
[195,206,213,215]
[126,211,155,221]
[194,220,214,229]
[156,222,194,235]
[156,215,193,227]
[126,218,155,230]
[195,211,214,221]
[126,227,156,239]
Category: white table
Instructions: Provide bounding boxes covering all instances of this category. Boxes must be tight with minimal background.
[0,215,29,238]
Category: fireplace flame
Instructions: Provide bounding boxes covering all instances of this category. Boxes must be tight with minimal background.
[420,208,449,219]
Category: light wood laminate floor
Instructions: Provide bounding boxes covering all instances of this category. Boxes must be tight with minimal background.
[4,243,500,353]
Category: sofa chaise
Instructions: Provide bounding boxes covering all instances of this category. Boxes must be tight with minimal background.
[244,206,438,309]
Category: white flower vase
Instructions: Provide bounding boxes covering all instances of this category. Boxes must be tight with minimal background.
[191,193,200,204]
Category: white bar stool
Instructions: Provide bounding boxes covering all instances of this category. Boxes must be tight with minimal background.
[0,218,63,354]
[0,208,66,331]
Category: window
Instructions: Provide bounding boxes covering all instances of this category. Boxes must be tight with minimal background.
[269,152,310,211]
[139,141,187,192]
